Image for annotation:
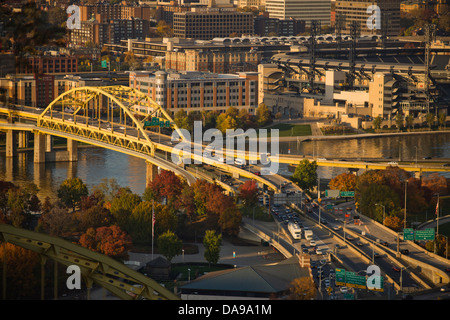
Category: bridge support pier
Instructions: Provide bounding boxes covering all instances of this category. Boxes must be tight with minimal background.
[46,135,53,153]
[34,132,46,163]
[67,139,78,162]
[18,131,29,149]
[146,162,159,186]
[5,130,17,158]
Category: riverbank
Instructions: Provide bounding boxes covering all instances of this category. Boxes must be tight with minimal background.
[273,129,450,142]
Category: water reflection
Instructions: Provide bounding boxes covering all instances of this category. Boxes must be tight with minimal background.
[0,147,147,201]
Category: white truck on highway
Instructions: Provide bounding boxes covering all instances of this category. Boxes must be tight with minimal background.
[304,229,313,240]
[288,222,302,240]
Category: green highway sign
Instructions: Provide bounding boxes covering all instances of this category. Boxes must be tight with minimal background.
[144,117,171,128]
[335,268,384,291]
[340,191,355,197]
[403,228,415,241]
[415,228,435,241]
[403,228,435,241]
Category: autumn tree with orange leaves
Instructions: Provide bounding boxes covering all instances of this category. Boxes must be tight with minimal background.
[79,225,132,260]
[0,243,40,299]
[329,173,356,192]
[238,180,259,207]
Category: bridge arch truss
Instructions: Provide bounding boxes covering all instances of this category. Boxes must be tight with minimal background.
[0,224,179,300]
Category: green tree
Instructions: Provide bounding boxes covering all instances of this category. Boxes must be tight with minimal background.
[291,160,318,193]
[219,206,242,237]
[372,115,382,130]
[438,112,447,129]
[203,230,222,266]
[157,230,182,262]
[174,110,190,131]
[125,201,154,244]
[426,112,435,129]
[395,113,403,131]
[256,103,272,127]
[110,189,142,229]
[57,177,89,211]
[405,114,414,130]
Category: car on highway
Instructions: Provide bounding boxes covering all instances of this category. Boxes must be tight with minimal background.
[387,161,398,166]
[356,241,364,246]
[310,240,316,247]
[332,225,342,231]
[340,287,348,293]
[345,235,354,241]
[254,171,261,176]
[400,249,409,255]
[392,266,401,272]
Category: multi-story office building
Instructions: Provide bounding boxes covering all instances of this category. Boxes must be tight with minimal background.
[69,17,150,47]
[129,70,259,115]
[254,15,306,36]
[172,8,254,39]
[16,55,78,74]
[265,0,331,27]
[335,0,402,35]
[79,3,153,21]
[166,49,261,73]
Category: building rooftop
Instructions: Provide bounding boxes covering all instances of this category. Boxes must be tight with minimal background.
[181,258,309,296]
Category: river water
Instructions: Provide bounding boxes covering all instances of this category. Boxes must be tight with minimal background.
[1,132,449,201]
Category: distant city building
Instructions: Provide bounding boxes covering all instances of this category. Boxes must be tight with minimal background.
[238,0,265,9]
[105,37,291,62]
[69,17,151,47]
[16,55,78,74]
[254,16,306,36]
[172,8,254,39]
[335,0,401,35]
[265,0,331,27]
[166,49,261,73]
[78,3,154,21]
[129,70,259,115]
[0,73,127,107]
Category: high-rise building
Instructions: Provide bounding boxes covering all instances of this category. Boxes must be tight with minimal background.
[335,0,402,35]
[265,0,331,27]
[172,8,254,39]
